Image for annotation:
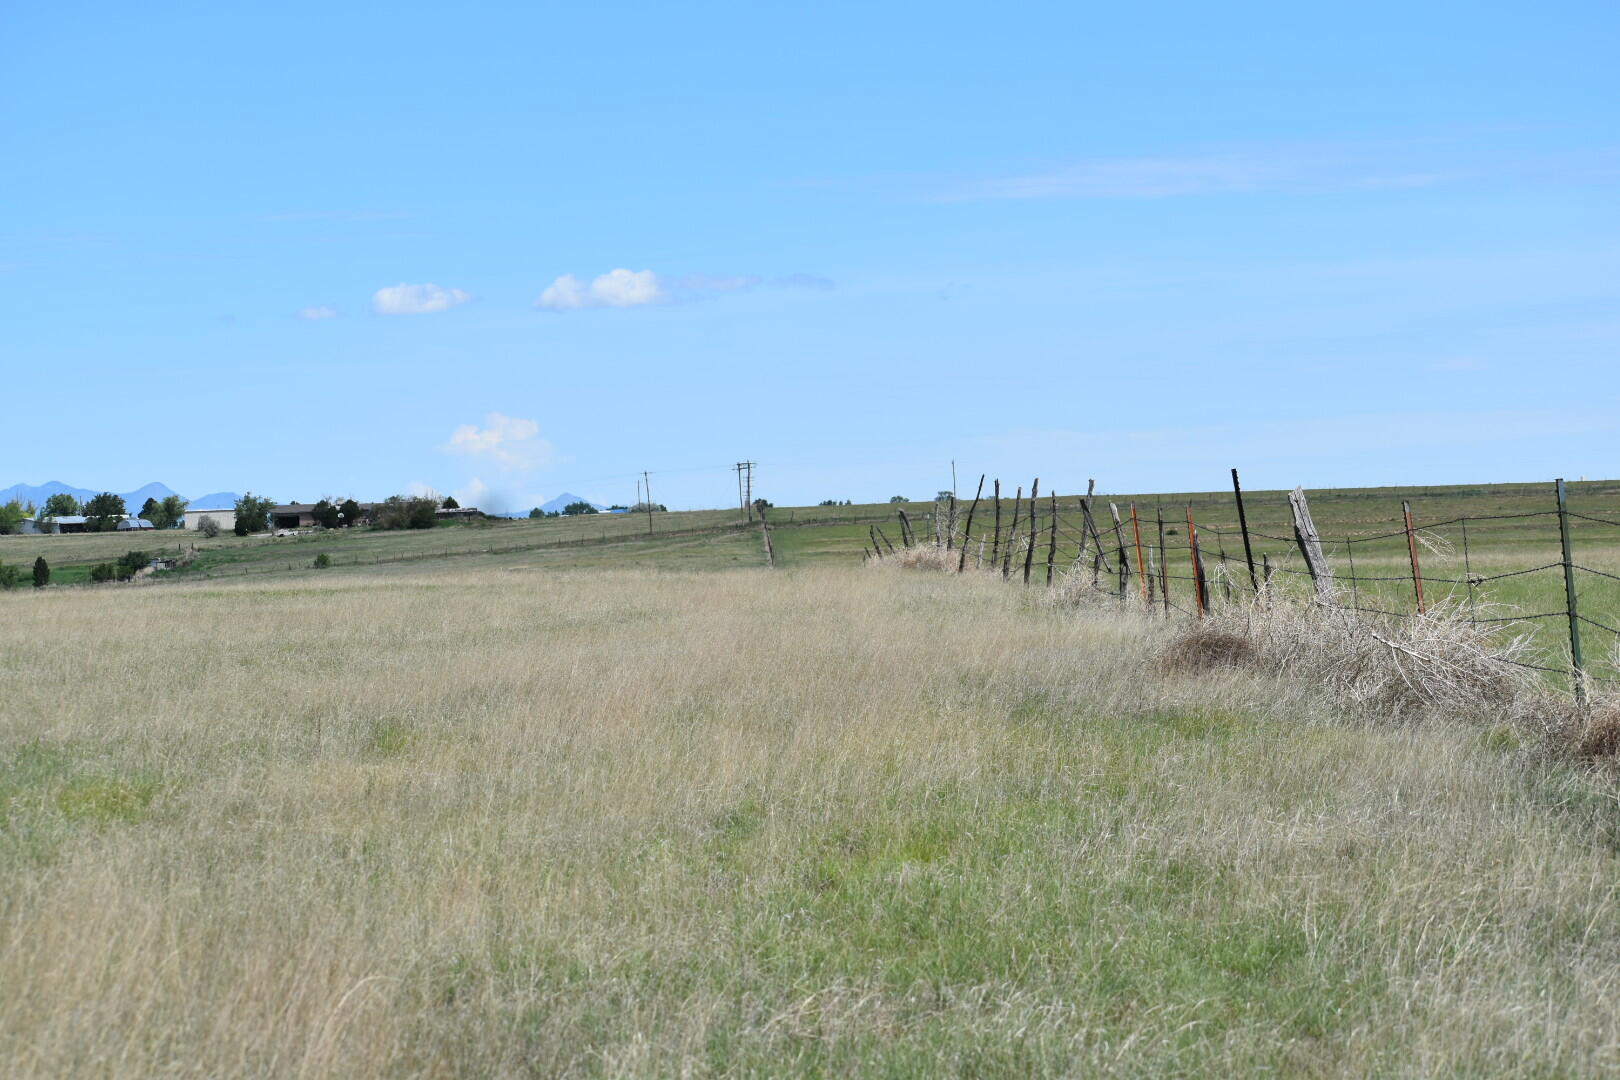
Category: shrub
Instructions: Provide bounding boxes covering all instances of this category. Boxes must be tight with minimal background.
[312,552,332,569]
[89,563,117,583]
[32,556,48,588]
[196,515,221,538]
[562,501,597,516]
[0,563,20,588]
[117,551,149,576]
[374,495,439,530]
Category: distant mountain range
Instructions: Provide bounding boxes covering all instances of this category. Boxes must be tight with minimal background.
[0,481,243,511]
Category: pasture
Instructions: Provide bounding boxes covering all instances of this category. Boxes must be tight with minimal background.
[1,557,1618,1076]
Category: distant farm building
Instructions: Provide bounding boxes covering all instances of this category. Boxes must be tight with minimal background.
[117,518,155,531]
[182,508,236,532]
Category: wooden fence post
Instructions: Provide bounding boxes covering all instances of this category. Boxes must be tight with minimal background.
[1003,487,1022,580]
[897,510,914,547]
[1288,486,1334,604]
[1108,503,1129,599]
[1130,504,1148,605]
[1402,500,1426,615]
[1022,479,1040,585]
[958,475,984,572]
[1187,506,1207,617]
[1046,494,1059,586]
[990,479,1001,568]
[874,525,896,554]
[1156,506,1169,617]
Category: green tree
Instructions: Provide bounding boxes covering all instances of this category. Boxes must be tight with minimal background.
[0,563,20,588]
[0,499,29,534]
[628,501,666,513]
[196,515,221,538]
[889,495,907,504]
[32,556,49,587]
[338,499,361,527]
[442,495,459,509]
[562,501,598,516]
[83,492,127,532]
[139,497,159,521]
[42,492,80,519]
[233,493,275,536]
[154,494,187,529]
[528,507,544,519]
[312,500,341,529]
[89,562,117,583]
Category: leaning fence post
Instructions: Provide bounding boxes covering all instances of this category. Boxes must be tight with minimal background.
[1231,468,1260,595]
[958,475,984,572]
[1130,504,1148,605]
[1402,500,1426,615]
[1186,506,1207,617]
[1003,487,1022,580]
[1022,479,1041,585]
[1556,478,1587,702]
[897,510,914,547]
[1288,486,1334,604]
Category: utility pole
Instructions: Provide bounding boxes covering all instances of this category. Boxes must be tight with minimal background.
[734,461,755,522]
[643,471,654,535]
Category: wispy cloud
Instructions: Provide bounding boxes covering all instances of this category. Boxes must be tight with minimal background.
[373,283,471,315]
[265,210,415,222]
[299,305,338,320]
[441,412,554,470]
[536,269,667,311]
[937,142,1467,202]
[537,268,834,311]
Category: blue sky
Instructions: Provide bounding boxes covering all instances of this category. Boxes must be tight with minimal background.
[3,1,1616,511]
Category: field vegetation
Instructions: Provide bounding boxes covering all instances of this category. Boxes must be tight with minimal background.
[1,554,1618,1076]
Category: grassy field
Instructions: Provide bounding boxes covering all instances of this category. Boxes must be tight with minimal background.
[1,562,1617,1076]
[4,478,1617,678]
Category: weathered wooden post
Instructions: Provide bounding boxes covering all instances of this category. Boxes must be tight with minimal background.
[990,479,1002,567]
[1045,494,1059,586]
[1022,479,1040,585]
[1187,506,1207,617]
[958,475,984,572]
[1003,487,1022,580]
[1289,486,1334,604]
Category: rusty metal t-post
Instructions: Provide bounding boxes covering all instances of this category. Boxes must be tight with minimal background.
[1402,500,1426,615]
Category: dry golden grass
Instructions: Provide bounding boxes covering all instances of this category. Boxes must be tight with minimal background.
[2,564,1618,1076]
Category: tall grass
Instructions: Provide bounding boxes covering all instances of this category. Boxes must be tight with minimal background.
[1,566,1617,1076]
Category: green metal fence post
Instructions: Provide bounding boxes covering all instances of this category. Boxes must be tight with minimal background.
[1556,478,1586,703]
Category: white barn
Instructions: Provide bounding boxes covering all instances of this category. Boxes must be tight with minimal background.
[182,507,236,532]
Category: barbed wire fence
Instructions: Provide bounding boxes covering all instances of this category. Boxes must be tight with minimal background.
[864,472,1620,701]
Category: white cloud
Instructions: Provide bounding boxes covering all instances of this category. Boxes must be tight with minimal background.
[937,143,1464,203]
[454,478,489,507]
[536,268,666,311]
[299,305,338,319]
[406,481,441,499]
[441,412,555,470]
[372,283,471,315]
